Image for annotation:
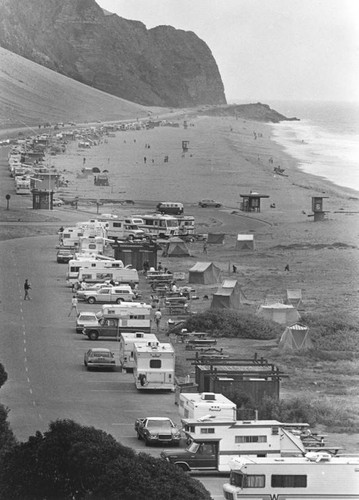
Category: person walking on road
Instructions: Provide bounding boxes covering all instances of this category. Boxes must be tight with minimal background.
[154,309,162,331]
[68,295,79,317]
[24,279,31,300]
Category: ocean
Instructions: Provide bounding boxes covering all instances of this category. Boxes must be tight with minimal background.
[265,100,359,193]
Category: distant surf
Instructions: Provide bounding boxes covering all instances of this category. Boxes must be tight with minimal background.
[268,100,359,193]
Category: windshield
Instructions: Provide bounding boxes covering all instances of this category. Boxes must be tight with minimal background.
[186,442,200,453]
[79,315,97,321]
[147,420,172,429]
[91,351,111,358]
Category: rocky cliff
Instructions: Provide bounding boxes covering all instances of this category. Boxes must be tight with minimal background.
[0,0,226,108]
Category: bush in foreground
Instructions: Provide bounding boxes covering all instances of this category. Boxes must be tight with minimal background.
[184,310,282,339]
[0,419,211,500]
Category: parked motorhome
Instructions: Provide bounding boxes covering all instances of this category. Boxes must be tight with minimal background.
[156,202,184,215]
[60,227,84,248]
[134,342,175,391]
[15,175,31,194]
[223,454,359,499]
[136,214,179,238]
[161,419,307,473]
[176,215,195,237]
[119,332,158,372]
[179,392,236,420]
[106,218,146,241]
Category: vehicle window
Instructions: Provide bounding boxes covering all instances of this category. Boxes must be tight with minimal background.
[92,352,110,358]
[271,475,307,488]
[80,315,96,321]
[147,420,171,429]
[149,359,161,368]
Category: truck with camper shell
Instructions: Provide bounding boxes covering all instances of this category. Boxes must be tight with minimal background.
[161,418,307,473]
[133,342,175,391]
[179,392,237,420]
[79,285,134,304]
[119,331,157,372]
[83,302,151,340]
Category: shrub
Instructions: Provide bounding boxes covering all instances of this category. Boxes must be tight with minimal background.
[183,310,282,340]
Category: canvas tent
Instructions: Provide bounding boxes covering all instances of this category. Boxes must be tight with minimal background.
[211,279,243,310]
[235,234,255,251]
[207,233,225,244]
[278,323,313,351]
[257,303,300,325]
[188,262,222,285]
[163,237,190,257]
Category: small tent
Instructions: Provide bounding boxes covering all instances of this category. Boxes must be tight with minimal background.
[163,237,190,257]
[188,262,222,285]
[286,289,302,308]
[257,303,300,325]
[235,234,255,251]
[211,279,244,310]
[278,323,313,351]
[207,233,225,244]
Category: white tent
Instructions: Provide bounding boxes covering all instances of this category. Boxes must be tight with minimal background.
[278,323,313,351]
[257,303,300,325]
[235,234,255,251]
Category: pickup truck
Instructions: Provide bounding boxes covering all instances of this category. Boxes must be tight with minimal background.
[79,285,134,304]
[135,417,181,447]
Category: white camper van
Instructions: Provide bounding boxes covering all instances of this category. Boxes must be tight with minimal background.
[119,332,158,372]
[179,392,237,420]
[134,342,175,391]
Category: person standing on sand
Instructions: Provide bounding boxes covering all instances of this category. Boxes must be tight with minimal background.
[24,279,31,300]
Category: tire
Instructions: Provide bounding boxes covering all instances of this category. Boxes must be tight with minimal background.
[202,204,207,208]
[215,204,221,208]
[88,331,99,341]
[176,463,189,471]
[127,235,134,241]
[116,298,124,304]
[87,297,96,304]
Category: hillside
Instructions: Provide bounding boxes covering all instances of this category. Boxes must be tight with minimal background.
[0,46,165,130]
[0,0,226,108]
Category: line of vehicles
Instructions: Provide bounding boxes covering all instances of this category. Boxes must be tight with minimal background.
[56,219,359,498]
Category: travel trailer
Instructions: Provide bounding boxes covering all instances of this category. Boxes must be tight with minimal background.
[119,332,158,372]
[134,342,175,391]
[101,302,151,332]
[161,419,307,473]
[77,266,138,285]
[66,258,123,284]
[176,215,195,237]
[222,454,359,499]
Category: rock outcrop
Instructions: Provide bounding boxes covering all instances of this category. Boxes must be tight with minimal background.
[0,0,226,107]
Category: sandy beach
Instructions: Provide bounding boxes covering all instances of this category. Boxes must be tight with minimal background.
[41,113,359,319]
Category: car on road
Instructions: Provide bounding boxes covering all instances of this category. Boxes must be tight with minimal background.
[76,312,99,333]
[56,248,74,263]
[135,417,181,446]
[84,348,116,370]
[198,199,222,208]
[53,198,65,207]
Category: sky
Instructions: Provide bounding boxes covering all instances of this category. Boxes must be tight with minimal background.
[96,0,359,103]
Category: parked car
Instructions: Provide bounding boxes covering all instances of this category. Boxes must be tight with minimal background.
[53,198,65,207]
[76,283,115,300]
[135,417,181,446]
[76,312,99,333]
[80,285,135,304]
[84,348,116,370]
[198,199,222,208]
[56,248,74,263]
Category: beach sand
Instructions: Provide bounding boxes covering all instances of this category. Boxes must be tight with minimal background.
[48,114,359,319]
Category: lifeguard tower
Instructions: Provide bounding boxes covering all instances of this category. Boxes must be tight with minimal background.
[239,191,270,213]
[182,140,189,153]
[311,196,329,221]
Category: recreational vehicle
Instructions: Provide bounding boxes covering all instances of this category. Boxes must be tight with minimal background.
[66,258,123,284]
[137,214,179,238]
[77,266,138,285]
[161,419,307,473]
[179,392,236,420]
[134,342,175,391]
[119,332,158,372]
[222,454,359,499]
[106,218,146,241]
[176,215,195,236]
[60,227,84,248]
[15,175,31,194]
